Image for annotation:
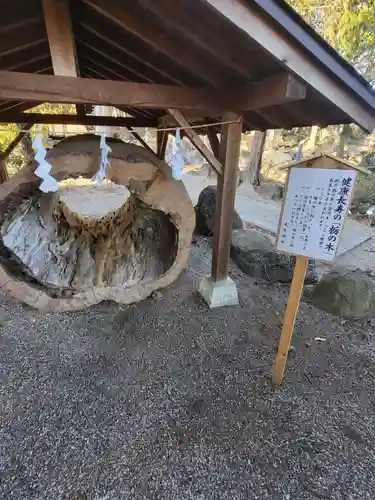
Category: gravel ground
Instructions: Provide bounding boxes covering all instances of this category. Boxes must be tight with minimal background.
[1,238,375,500]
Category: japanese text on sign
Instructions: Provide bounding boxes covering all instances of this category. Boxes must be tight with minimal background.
[276,168,356,261]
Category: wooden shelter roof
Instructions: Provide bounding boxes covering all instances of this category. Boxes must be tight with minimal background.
[1,0,375,132]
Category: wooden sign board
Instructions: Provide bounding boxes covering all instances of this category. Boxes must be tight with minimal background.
[273,154,367,386]
[276,167,356,261]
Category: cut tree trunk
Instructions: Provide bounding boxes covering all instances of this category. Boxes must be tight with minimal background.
[0,134,195,312]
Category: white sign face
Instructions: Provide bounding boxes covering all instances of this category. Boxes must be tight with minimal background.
[276,167,356,261]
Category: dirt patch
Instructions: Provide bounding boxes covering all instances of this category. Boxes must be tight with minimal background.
[0,237,375,499]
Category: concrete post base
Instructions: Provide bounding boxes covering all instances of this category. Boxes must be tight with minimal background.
[198,275,239,308]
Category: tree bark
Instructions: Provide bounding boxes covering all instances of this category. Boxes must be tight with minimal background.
[20,132,34,165]
[0,135,195,311]
[305,125,320,152]
[247,131,266,186]
[0,157,8,184]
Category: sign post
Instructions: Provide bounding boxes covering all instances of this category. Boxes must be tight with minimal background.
[272,154,368,386]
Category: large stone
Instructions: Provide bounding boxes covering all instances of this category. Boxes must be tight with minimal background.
[195,186,243,236]
[312,270,375,319]
[230,231,317,284]
[231,228,274,252]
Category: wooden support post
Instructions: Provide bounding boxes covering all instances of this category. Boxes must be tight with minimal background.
[157,129,168,159]
[126,126,156,155]
[211,112,243,281]
[273,255,309,386]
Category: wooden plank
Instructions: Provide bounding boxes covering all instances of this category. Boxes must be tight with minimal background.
[0,71,226,110]
[126,127,156,155]
[203,0,375,132]
[0,112,156,127]
[42,0,84,117]
[85,0,222,87]
[168,109,223,176]
[157,129,168,160]
[273,255,309,385]
[211,112,243,281]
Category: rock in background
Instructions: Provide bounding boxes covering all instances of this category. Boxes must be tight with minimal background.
[230,229,317,284]
[194,186,243,236]
[312,269,375,319]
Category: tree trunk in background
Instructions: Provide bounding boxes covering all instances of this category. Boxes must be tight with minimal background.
[332,125,351,157]
[247,131,266,186]
[305,125,320,153]
[270,129,283,148]
[20,133,34,165]
[0,157,8,184]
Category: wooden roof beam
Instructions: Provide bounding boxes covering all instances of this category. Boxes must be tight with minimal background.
[42,0,84,116]
[84,0,222,87]
[237,73,307,111]
[0,70,307,112]
[203,0,375,132]
[0,112,157,127]
[0,71,225,110]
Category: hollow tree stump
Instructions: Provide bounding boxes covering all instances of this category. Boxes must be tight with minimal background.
[0,134,195,311]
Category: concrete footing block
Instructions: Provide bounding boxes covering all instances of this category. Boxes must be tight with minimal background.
[198,275,239,308]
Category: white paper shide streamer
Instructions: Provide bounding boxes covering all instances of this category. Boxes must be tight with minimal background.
[170,128,184,180]
[92,133,112,184]
[32,130,59,193]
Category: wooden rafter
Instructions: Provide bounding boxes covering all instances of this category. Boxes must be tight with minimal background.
[0,112,156,127]
[204,0,375,132]
[84,0,222,87]
[0,23,46,58]
[42,0,84,116]
[168,109,223,176]
[78,21,184,85]
[139,0,250,78]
